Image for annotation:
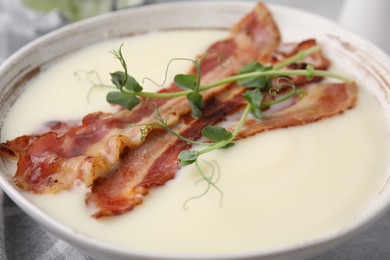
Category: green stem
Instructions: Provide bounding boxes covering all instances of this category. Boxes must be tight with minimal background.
[201,69,351,91]
[114,45,350,99]
[231,103,251,138]
[273,46,320,70]
[158,123,214,147]
[260,89,304,109]
[121,69,350,99]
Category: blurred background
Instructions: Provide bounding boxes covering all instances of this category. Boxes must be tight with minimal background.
[0,0,389,65]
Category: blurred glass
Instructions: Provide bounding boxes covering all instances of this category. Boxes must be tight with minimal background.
[339,0,390,54]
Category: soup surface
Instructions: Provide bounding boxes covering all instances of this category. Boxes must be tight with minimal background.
[1,30,389,255]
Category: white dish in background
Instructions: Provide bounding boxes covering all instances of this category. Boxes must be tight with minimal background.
[1,1,390,260]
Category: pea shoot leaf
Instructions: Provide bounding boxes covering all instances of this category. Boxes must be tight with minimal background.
[186,92,203,117]
[221,142,235,149]
[202,125,233,142]
[237,62,273,89]
[179,150,198,167]
[243,89,263,119]
[174,74,197,90]
[110,71,143,92]
[106,91,141,110]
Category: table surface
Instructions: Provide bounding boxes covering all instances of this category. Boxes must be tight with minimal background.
[1,0,390,259]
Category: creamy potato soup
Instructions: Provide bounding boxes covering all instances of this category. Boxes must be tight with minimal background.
[1,30,389,255]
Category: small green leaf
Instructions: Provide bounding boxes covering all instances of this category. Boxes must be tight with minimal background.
[202,125,233,142]
[179,150,198,167]
[237,62,273,89]
[125,76,143,92]
[110,71,126,90]
[106,91,141,110]
[222,142,235,149]
[240,61,264,74]
[243,89,263,119]
[187,92,203,117]
[174,74,197,90]
[110,71,143,92]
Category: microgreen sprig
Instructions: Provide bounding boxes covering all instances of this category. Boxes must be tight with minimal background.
[134,78,301,209]
[177,80,302,167]
[105,45,350,116]
[88,43,351,208]
[106,44,143,110]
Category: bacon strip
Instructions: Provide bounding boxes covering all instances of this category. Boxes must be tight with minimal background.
[0,2,281,193]
[85,40,348,218]
[87,81,357,217]
[223,82,358,138]
[85,39,349,217]
[87,85,245,217]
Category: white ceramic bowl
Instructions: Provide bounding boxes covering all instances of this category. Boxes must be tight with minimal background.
[1,2,390,260]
